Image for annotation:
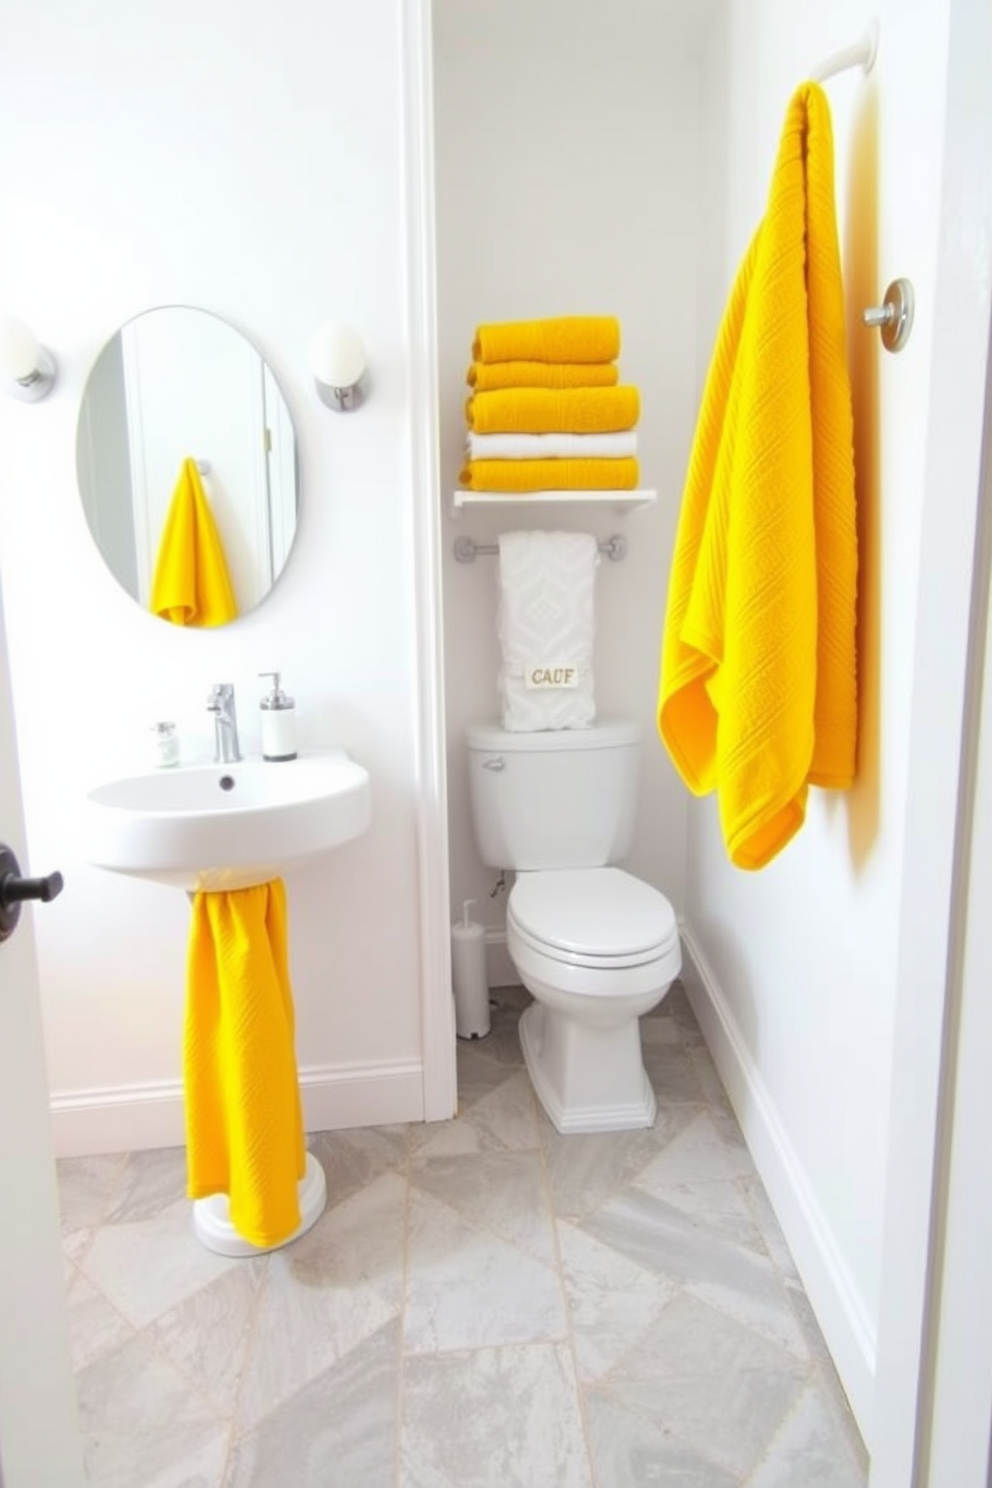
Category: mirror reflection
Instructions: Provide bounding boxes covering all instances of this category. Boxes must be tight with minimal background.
[76,306,299,626]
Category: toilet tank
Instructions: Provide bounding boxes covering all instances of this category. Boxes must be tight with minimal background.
[465,719,641,870]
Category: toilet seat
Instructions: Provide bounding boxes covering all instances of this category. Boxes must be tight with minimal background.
[508,867,678,972]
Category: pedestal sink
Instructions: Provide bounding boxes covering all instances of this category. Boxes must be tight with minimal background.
[80,749,371,893]
[79,750,371,1257]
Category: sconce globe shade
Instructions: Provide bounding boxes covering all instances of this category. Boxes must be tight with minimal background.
[0,315,41,380]
[309,322,367,400]
[0,314,57,402]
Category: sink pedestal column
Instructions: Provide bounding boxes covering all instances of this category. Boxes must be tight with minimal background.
[191,1151,327,1258]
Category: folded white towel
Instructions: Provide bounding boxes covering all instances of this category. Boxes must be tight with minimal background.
[467,430,638,460]
[497,531,599,731]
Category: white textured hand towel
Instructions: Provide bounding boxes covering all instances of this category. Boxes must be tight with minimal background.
[467,430,637,460]
[497,531,599,731]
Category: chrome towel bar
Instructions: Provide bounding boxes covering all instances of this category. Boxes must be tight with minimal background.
[454,534,627,564]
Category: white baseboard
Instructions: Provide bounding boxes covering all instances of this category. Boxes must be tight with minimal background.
[679,922,875,1443]
[49,1058,426,1158]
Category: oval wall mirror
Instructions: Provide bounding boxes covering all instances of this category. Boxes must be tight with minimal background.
[76,305,299,626]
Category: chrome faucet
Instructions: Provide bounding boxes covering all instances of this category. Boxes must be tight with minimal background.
[206,683,242,763]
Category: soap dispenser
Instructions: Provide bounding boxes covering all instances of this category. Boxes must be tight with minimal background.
[258,671,297,761]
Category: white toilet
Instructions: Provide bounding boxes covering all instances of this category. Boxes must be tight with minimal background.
[465,719,681,1134]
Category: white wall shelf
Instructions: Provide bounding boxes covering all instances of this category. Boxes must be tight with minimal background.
[451,488,657,517]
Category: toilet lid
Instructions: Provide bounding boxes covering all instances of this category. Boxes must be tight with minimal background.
[508,868,678,968]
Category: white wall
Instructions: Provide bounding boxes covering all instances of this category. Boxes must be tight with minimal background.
[684,0,954,1438]
[0,0,432,1147]
[433,0,710,947]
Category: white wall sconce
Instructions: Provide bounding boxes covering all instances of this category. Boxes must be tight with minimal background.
[0,315,58,402]
[309,322,367,412]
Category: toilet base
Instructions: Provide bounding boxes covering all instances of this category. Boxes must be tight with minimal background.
[519,1002,657,1134]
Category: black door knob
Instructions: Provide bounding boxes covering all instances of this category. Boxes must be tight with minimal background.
[0,843,64,943]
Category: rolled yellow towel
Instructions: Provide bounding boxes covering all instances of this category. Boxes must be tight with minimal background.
[467,360,619,391]
[466,385,640,435]
[472,316,620,365]
[459,457,639,493]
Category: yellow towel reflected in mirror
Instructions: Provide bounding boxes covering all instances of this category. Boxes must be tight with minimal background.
[150,457,238,627]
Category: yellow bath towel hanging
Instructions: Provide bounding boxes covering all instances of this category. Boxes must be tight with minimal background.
[183,879,306,1249]
[149,457,238,627]
[658,82,858,870]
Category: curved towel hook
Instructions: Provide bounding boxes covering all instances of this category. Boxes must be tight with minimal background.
[810,20,879,83]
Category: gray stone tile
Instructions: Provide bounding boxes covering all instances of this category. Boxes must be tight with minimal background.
[556,1219,677,1382]
[415,1069,538,1156]
[64,1269,136,1373]
[632,1113,764,1250]
[400,1342,593,1488]
[227,1320,399,1488]
[105,1145,190,1223]
[63,1227,94,1268]
[687,1039,736,1112]
[236,1171,405,1432]
[747,1379,868,1486]
[640,1006,684,1046]
[451,1040,520,1109]
[740,1174,802,1283]
[148,1263,263,1417]
[582,1186,809,1359]
[82,1420,230,1488]
[634,1110,757,1188]
[538,1103,700,1220]
[603,1293,809,1479]
[75,1329,219,1435]
[655,979,701,1036]
[585,1388,741,1488]
[308,1124,409,1211]
[641,1037,708,1103]
[411,1149,555,1264]
[55,1152,128,1233]
[79,1199,237,1329]
[404,1188,565,1354]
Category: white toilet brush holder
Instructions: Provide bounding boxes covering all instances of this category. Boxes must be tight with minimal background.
[452,899,490,1039]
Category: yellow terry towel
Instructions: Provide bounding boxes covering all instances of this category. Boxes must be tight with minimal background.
[467,360,619,391]
[184,879,306,1249]
[149,457,238,627]
[459,456,639,493]
[473,316,620,365]
[466,385,640,435]
[658,82,857,870]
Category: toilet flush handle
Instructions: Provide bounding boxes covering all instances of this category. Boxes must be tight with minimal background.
[482,755,505,771]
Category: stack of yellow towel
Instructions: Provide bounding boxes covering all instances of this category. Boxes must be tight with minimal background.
[459,316,641,493]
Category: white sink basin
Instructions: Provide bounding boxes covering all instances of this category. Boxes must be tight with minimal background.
[80,751,371,892]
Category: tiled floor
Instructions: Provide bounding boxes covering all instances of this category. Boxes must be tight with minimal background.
[57,983,869,1487]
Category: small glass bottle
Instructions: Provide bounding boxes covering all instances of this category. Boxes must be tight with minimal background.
[150,721,180,768]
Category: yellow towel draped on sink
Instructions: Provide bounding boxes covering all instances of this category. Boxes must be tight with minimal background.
[183,879,306,1248]
[149,457,238,628]
[657,82,858,870]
